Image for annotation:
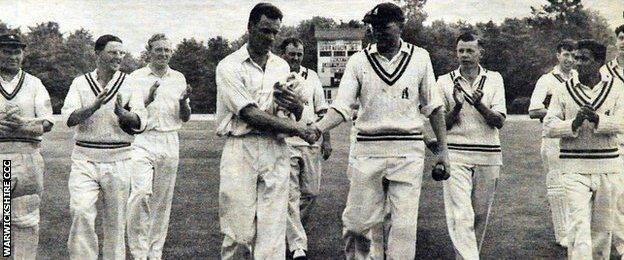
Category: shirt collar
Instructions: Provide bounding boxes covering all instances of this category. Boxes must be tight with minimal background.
[91,69,121,87]
[368,40,411,55]
[147,65,172,78]
[452,64,487,82]
[552,66,577,80]
[238,43,277,68]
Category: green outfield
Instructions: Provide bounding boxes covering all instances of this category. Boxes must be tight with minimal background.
[34,120,619,259]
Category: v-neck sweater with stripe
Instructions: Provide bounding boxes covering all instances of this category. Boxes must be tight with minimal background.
[0,70,54,153]
[61,70,147,162]
[544,74,624,174]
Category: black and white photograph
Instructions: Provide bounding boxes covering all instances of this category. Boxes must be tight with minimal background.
[1,0,624,259]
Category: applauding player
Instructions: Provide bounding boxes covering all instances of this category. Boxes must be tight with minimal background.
[62,35,147,259]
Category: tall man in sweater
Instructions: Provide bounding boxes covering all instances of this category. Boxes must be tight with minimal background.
[309,3,451,259]
[0,33,54,260]
[436,32,507,260]
[62,34,147,259]
[544,39,624,259]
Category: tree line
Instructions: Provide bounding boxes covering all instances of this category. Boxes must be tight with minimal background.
[0,0,615,114]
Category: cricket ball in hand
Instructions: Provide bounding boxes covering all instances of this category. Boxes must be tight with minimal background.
[432,163,449,181]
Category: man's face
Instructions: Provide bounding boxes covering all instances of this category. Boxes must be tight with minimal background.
[149,39,173,67]
[371,21,401,51]
[616,32,624,53]
[456,40,481,66]
[556,48,576,71]
[248,15,281,53]
[97,41,125,71]
[282,43,304,71]
[0,46,24,72]
[575,48,600,76]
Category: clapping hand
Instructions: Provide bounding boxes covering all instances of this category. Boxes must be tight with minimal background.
[452,85,465,107]
[472,89,484,104]
[580,105,599,125]
[93,89,109,109]
[146,81,160,106]
[180,84,192,102]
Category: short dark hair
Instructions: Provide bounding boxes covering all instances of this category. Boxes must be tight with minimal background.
[248,3,283,28]
[279,38,303,52]
[146,33,168,50]
[456,32,479,46]
[95,34,122,53]
[577,39,607,63]
[556,39,576,53]
[616,24,624,37]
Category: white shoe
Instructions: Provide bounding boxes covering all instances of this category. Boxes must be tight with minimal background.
[293,249,307,259]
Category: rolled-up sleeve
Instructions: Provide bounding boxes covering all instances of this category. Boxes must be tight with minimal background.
[529,76,548,111]
[418,55,444,117]
[216,63,257,116]
[33,78,54,124]
[490,74,507,116]
[331,56,360,121]
[60,78,83,127]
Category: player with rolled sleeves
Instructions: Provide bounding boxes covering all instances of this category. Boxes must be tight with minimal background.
[529,39,577,248]
[278,37,332,259]
[215,3,319,259]
[600,24,624,259]
[0,33,54,260]
[308,3,451,259]
[436,32,507,260]
[126,33,191,260]
[61,34,147,260]
[544,39,624,259]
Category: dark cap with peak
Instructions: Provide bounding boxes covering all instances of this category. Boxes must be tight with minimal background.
[363,2,405,25]
[0,33,26,48]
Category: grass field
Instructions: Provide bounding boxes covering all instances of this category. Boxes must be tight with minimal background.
[33,119,620,259]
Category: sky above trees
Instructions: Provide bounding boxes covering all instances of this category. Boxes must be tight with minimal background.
[3,0,622,55]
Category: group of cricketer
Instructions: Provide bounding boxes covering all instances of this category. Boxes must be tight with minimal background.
[0,30,190,259]
[1,1,623,260]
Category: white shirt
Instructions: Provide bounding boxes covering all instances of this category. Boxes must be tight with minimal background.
[601,58,624,145]
[0,70,53,153]
[215,44,291,136]
[129,66,188,132]
[437,66,506,165]
[61,69,147,162]
[285,66,328,147]
[331,40,443,156]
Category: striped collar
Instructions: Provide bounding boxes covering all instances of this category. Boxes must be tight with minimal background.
[605,59,624,83]
[84,69,126,104]
[449,65,488,105]
[551,66,577,83]
[563,75,614,110]
[363,40,415,86]
[0,70,25,100]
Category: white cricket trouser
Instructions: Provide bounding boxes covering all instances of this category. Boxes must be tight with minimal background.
[67,158,131,260]
[614,147,624,257]
[219,135,290,260]
[1,152,44,260]
[443,163,499,260]
[127,131,179,260]
[564,172,621,260]
[286,145,322,252]
[342,155,424,260]
[541,137,569,246]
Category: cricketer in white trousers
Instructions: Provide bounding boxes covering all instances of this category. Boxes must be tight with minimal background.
[443,162,499,260]
[616,146,624,259]
[342,144,425,260]
[68,158,132,259]
[286,145,322,252]
[2,152,44,260]
[127,131,179,260]
[219,134,290,259]
[541,137,569,247]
